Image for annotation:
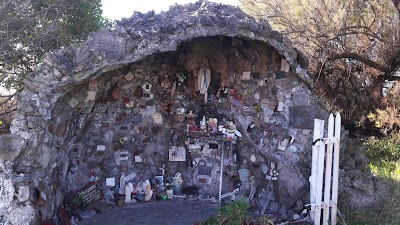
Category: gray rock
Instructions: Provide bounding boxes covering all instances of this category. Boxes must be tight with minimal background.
[260,163,269,174]
[6,203,40,225]
[287,209,295,220]
[292,93,309,106]
[268,201,280,213]
[17,185,30,202]
[279,205,288,220]
[79,210,96,219]
[0,134,27,162]
[92,201,113,213]
[289,106,316,129]
[293,213,301,220]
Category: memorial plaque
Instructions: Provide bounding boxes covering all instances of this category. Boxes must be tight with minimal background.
[242,71,251,80]
[79,182,101,204]
[198,166,212,176]
[124,72,134,81]
[169,146,186,161]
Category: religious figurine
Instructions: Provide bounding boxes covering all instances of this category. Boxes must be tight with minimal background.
[187,111,196,125]
[200,116,207,132]
[186,110,196,132]
[218,84,229,99]
[171,172,183,193]
[176,72,186,87]
[144,185,153,202]
[207,118,218,132]
[160,74,172,89]
[124,97,133,108]
[88,169,96,182]
[197,58,211,103]
[125,183,134,203]
[118,173,126,195]
[222,121,242,143]
[142,180,153,201]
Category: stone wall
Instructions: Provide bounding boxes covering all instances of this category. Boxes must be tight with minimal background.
[0,1,328,223]
[61,36,327,201]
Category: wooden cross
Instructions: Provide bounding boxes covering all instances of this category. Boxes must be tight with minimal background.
[159,163,165,176]
[261,181,275,215]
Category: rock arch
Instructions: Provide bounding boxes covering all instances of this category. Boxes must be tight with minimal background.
[1,1,322,223]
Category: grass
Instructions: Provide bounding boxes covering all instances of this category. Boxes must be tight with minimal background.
[343,135,400,225]
[201,200,275,225]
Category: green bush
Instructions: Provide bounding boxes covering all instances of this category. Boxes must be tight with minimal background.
[202,200,276,225]
[344,135,400,225]
[202,200,249,225]
[364,134,400,164]
[217,200,249,225]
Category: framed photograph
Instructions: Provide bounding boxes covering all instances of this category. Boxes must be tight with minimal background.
[169,146,186,161]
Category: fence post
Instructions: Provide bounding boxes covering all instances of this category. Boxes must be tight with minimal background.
[331,113,341,225]
[322,114,334,225]
[309,113,341,225]
[310,119,325,224]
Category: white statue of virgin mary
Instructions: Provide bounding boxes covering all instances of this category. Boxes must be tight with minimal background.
[198,58,211,103]
[118,173,126,195]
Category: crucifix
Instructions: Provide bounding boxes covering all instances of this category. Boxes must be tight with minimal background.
[159,163,166,176]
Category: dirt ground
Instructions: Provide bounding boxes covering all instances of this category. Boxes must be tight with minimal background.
[77,199,218,225]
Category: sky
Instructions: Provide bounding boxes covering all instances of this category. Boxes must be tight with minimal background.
[102,0,240,20]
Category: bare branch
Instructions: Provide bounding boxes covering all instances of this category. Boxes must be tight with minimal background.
[0,0,12,17]
[0,96,14,108]
[329,30,384,42]
[331,52,390,73]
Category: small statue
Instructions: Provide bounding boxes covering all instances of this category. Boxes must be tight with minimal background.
[118,173,126,195]
[223,121,242,143]
[88,169,96,182]
[200,116,207,131]
[218,84,229,99]
[160,74,172,89]
[187,111,196,125]
[142,180,153,201]
[226,121,236,133]
[125,183,134,203]
[197,58,211,103]
[171,172,183,193]
[144,185,153,202]
[207,118,218,132]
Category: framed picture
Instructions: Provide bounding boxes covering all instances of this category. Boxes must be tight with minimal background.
[169,146,186,161]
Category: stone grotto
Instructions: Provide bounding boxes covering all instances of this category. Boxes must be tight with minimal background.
[0,1,360,224]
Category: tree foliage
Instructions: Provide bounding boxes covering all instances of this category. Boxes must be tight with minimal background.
[240,0,400,130]
[0,0,110,92]
[0,0,110,129]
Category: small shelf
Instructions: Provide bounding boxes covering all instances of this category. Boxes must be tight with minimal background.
[186,131,225,143]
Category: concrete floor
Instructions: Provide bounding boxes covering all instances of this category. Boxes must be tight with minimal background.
[78,200,218,225]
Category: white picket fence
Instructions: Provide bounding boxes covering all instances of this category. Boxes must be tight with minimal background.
[309,113,341,225]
